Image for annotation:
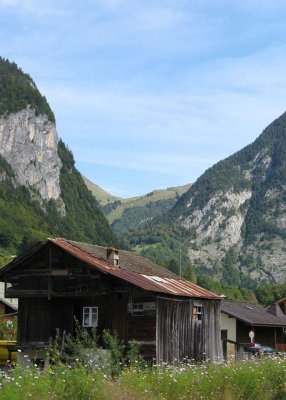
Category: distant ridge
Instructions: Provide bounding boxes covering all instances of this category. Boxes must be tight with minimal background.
[82,175,121,205]
[83,176,192,236]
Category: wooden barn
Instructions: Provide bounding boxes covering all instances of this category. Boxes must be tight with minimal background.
[0,238,222,364]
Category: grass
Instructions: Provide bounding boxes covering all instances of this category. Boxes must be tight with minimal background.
[82,176,121,205]
[1,357,286,399]
[0,364,111,400]
[120,358,286,400]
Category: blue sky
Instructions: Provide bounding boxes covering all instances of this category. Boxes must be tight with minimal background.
[1,1,286,197]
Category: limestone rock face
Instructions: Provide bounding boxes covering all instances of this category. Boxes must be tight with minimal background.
[0,108,62,202]
[182,189,252,248]
[180,189,253,279]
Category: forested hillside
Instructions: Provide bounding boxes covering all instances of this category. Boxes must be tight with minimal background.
[0,57,54,121]
[0,140,118,254]
[57,140,118,246]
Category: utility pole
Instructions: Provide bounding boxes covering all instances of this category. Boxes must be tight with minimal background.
[179,243,182,277]
[179,237,190,278]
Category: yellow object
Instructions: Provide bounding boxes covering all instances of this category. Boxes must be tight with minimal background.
[0,340,17,363]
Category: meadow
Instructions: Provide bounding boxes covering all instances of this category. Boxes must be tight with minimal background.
[1,357,286,400]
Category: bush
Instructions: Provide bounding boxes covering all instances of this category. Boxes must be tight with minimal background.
[0,318,17,340]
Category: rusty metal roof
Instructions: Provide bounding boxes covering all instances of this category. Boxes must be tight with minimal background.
[50,238,220,299]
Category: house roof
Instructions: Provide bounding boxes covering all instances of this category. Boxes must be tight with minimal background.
[221,299,286,326]
[275,296,286,305]
[49,238,221,299]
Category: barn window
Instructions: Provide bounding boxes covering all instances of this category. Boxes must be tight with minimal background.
[82,307,98,327]
[131,303,144,316]
[192,304,202,320]
[128,301,156,316]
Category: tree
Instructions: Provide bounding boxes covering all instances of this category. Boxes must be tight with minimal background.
[183,262,197,283]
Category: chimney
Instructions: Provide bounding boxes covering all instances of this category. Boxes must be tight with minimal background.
[106,248,119,266]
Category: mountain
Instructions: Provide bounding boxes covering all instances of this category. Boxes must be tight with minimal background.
[0,57,117,254]
[127,111,286,287]
[82,176,121,205]
[88,183,191,235]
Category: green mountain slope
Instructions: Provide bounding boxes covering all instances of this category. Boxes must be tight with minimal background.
[86,183,191,235]
[82,176,121,205]
[56,141,118,246]
[174,111,286,221]
[0,58,118,255]
[0,141,118,255]
[125,111,286,287]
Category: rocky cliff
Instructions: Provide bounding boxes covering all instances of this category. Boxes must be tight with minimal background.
[0,108,62,202]
[173,111,286,285]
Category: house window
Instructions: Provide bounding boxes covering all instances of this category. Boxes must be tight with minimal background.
[82,307,98,327]
[192,305,202,321]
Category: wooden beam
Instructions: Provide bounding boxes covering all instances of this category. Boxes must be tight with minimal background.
[6,288,113,296]
[6,271,62,277]
[51,269,68,276]
[48,244,52,300]
[5,269,101,278]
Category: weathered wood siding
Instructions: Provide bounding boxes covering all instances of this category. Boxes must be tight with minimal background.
[17,298,74,345]
[156,297,222,363]
[127,313,156,359]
